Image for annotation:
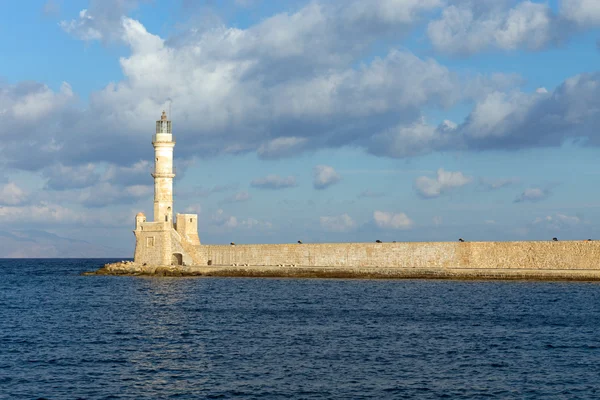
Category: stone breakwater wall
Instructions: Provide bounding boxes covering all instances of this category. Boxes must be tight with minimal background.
[91,241,600,280]
[203,240,600,272]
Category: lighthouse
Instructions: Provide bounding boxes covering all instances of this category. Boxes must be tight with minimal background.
[152,111,175,224]
[133,111,202,267]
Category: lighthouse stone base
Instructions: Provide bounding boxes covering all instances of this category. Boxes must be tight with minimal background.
[133,213,205,267]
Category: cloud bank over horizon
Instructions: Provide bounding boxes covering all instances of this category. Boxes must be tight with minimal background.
[1,0,600,252]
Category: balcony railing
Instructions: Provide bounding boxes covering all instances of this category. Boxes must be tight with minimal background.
[152,134,175,143]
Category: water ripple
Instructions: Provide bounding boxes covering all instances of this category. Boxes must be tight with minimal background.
[2,259,600,398]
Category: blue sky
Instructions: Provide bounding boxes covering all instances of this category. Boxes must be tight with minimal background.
[2,0,600,253]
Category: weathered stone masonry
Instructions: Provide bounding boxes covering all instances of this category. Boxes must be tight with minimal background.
[133,112,204,267]
[126,113,600,280]
[203,241,600,271]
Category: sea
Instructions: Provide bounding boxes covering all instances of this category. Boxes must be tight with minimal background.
[2,259,600,399]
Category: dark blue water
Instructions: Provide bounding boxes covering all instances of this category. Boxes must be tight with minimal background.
[2,260,600,399]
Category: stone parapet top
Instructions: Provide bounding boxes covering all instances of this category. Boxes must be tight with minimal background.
[139,221,172,231]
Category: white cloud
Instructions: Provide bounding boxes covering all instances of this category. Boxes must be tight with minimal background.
[454,72,600,150]
[257,137,308,159]
[212,209,238,228]
[2,0,530,180]
[102,160,151,187]
[373,211,413,230]
[313,165,341,190]
[0,183,28,206]
[532,213,582,231]
[59,0,144,42]
[414,168,472,198]
[0,203,76,224]
[60,9,104,41]
[462,91,538,139]
[320,214,356,232]
[561,0,600,27]
[221,191,252,204]
[514,187,550,203]
[368,117,454,158]
[342,0,442,26]
[78,182,152,207]
[46,3,465,166]
[4,0,599,191]
[43,163,100,191]
[3,82,73,124]
[211,209,271,230]
[433,216,443,226]
[240,218,273,229]
[0,202,128,227]
[184,204,202,215]
[251,175,297,189]
[428,1,556,55]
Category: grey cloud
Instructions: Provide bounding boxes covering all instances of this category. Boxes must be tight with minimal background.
[514,188,550,203]
[6,0,600,182]
[251,175,297,190]
[358,190,387,198]
[0,202,130,228]
[427,0,600,57]
[428,1,563,56]
[6,0,522,176]
[459,73,600,150]
[367,118,459,158]
[79,182,152,208]
[373,71,600,157]
[478,177,519,190]
[43,163,100,191]
[101,160,150,187]
[43,1,463,168]
[0,81,73,137]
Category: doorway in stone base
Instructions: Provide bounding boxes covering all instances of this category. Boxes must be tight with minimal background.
[172,253,183,265]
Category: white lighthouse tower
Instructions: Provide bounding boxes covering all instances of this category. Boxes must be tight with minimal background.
[152,111,175,224]
[133,111,202,267]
